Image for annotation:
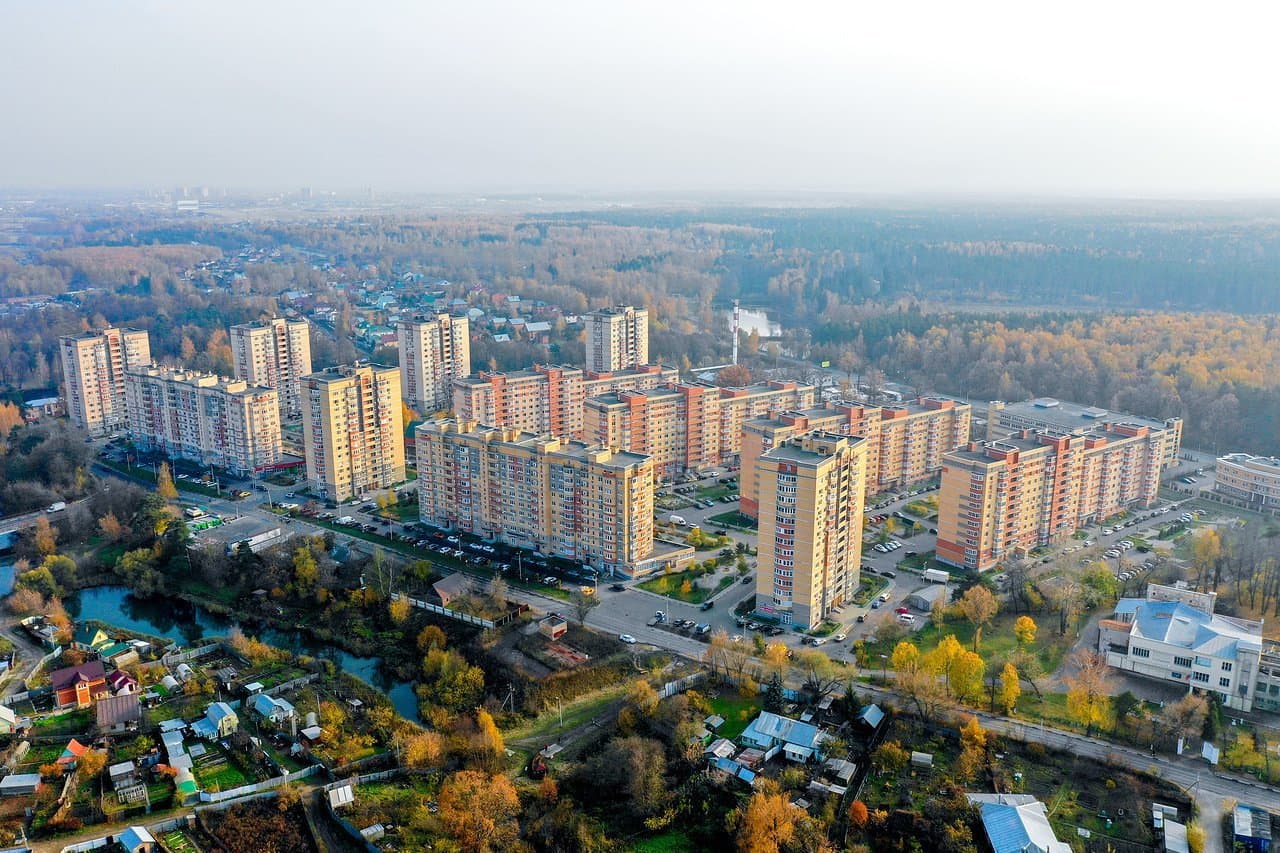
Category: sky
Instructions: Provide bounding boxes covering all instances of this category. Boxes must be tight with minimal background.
[2,0,1279,197]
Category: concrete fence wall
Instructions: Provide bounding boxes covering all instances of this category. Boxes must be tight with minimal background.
[161,643,223,666]
[264,672,319,697]
[391,592,507,629]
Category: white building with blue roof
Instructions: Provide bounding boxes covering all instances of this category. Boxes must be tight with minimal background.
[966,793,1071,853]
[739,711,828,763]
[1098,582,1280,712]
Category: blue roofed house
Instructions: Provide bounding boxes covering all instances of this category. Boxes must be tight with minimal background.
[252,693,296,724]
[191,702,239,739]
[739,711,827,763]
[966,793,1071,853]
[1098,583,1279,712]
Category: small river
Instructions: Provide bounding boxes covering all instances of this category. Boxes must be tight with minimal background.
[65,585,421,722]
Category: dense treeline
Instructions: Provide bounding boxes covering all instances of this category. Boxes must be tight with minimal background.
[874,312,1280,454]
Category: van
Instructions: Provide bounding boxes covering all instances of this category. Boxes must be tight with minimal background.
[337,516,355,525]
[897,613,916,624]
[669,515,686,526]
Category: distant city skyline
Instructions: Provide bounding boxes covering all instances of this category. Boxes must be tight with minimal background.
[3,1,1280,197]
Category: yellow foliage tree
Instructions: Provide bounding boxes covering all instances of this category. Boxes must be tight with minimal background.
[438,771,520,853]
[890,641,920,674]
[950,651,985,703]
[156,462,179,501]
[1014,615,1037,647]
[958,585,998,651]
[733,788,797,853]
[998,662,1021,714]
[32,516,57,557]
[388,597,411,625]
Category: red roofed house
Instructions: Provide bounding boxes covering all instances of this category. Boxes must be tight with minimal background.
[106,670,138,695]
[50,660,109,709]
[57,738,88,765]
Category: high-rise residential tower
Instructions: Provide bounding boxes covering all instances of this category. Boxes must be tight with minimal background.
[302,364,405,502]
[397,313,470,413]
[584,306,649,373]
[754,433,867,629]
[230,318,313,420]
[60,327,152,437]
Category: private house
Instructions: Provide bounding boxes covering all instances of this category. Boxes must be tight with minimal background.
[96,692,142,734]
[0,704,20,734]
[1234,804,1274,853]
[0,774,40,797]
[72,624,111,652]
[107,670,139,695]
[57,738,89,766]
[98,641,139,667]
[191,702,239,739]
[966,793,1071,853]
[433,573,472,608]
[109,760,139,791]
[117,825,158,853]
[50,660,109,709]
[252,693,297,724]
[739,711,827,763]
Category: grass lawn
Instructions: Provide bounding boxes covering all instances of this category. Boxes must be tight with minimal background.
[706,510,757,531]
[505,684,628,746]
[851,575,889,605]
[193,760,251,792]
[707,693,762,740]
[376,502,419,521]
[631,830,695,852]
[695,484,735,501]
[160,829,201,853]
[32,708,93,736]
[863,611,1071,676]
[638,571,734,604]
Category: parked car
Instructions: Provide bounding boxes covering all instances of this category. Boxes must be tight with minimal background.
[609,583,626,592]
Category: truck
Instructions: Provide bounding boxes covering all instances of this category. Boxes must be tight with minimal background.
[45,502,66,514]
[923,568,950,584]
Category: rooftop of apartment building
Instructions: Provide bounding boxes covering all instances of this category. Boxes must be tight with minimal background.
[304,363,398,384]
[127,365,272,397]
[232,317,304,329]
[761,432,864,465]
[882,395,970,416]
[994,397,1176,432]
[63,326,147,341]
[946,435,1047,465]
[418,419,650,470]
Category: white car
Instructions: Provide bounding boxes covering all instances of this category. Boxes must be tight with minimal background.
[833,633,847,642]
[811,637,827,646]
[619,634,637,644]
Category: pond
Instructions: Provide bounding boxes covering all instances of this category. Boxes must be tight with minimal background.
[65,585,421,722]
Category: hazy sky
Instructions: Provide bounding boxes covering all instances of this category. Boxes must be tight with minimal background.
[3,1,1279,196]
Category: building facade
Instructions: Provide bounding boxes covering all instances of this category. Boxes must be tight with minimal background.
[124,366,281,476]
[754,433,867,629]
[1097,583,1280,713]
[230,318,312,420]
[453,364,678,440]
[1214,454,1280,510]
[739,397,971,517]
[415,419,655,575]
[60,327,151,437]
[302,364,405,502]
[583,380,817,478]
[398,313,471,413]
[936,423,1166,571]
[584,305,649,373]
[988,398,1182,470]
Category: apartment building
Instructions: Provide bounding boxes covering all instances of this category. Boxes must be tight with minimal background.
[302,364,405,502]
[398,313,471,413]
[230,318,312,420]
[584,305,649,373]
[1097,582,1280,713]
[754,433,867,630]
[988,398,1182,470]
[1215,453,1280,510]
[415,419,655,575]
[583,381,816,478]
[124,366,280,476]
[453,364,678,439]
[936,422,1166,571]
[59,327,151,437]
[739,397,971,517]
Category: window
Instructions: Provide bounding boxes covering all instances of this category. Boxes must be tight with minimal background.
[1222,662,1233,672]
[1174,656,1193,669]
[1132,647,1150,658]
[1193,672,1210,683]
[1220,677,1231,688]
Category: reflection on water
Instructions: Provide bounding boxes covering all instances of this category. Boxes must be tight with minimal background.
[0,563,14,597]
[66,585,420,722]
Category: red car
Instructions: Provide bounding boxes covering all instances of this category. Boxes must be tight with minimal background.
[895,607,910,615]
